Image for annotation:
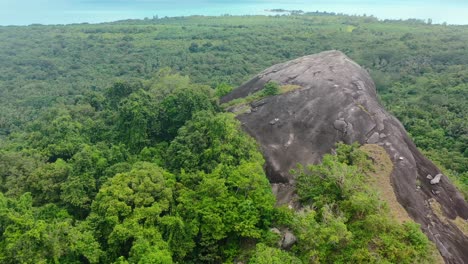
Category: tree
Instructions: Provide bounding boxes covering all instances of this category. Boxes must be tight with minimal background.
[26,158,70,205]
[168,112,275,262]
[166,111,263,173]
[23,107,87,162]
[86,162,176,263]
[177,163,275,262]
[116,89,155,153]
[148,72,218,142]
[189,43,199,53]
[105,81,140,109]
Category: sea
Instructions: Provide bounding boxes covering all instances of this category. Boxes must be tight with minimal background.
[1,0,467,26]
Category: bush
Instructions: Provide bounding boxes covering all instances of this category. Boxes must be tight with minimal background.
[262,81,280,96]
[290,143,436,263]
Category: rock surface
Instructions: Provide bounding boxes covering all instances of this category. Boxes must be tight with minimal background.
[221,50,468,263]
[431,173,443,185]
[281,231,297,250]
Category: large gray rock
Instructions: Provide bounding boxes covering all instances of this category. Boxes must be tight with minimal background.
[221,50,468,263]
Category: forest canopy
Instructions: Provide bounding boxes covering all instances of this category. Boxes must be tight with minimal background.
[0,13,466,263]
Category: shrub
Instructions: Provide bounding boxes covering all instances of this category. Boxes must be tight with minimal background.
[262,81,280,96]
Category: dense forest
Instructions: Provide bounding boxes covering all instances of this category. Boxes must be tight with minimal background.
[0,13,466,263]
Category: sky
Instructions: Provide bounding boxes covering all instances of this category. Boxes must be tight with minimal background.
[0,0,467,26]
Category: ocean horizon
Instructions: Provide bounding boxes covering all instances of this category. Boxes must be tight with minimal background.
[1,0,467,26]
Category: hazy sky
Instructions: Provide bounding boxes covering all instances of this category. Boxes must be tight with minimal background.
[1,0,467,26]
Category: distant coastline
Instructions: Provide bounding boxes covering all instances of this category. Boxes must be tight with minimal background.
[264,9,304,15]
[1,0,468,26]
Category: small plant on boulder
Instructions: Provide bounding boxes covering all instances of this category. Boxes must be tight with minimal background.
[262,81,280,96]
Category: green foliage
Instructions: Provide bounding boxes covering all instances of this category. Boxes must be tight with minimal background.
[151,79,217,142]
[27,158,70,205]
[1,14,464,187]
[0,15,466,175]
[381,70,468,176]
[262,81,280,96]
[0,193,102,263]
[0,151,43,197]
[220,89,265,109]
[177,162,275,262]
[0,63,275,263]
[295,143,373,209]
[23,107,88,162]
[292,206,352,263]
[221,81,285,110]
[290,144,435,263]
[166,111,263,173]
[215,82,233,97]
[170,112,275,262]
[116,89,155,153]
[335,142,373,171]
[249,243,302,264]
[0,82,273,263]
[0,13,466,263]
[112,71,218,151]
[105,81,141,109]
[87,162,175,263]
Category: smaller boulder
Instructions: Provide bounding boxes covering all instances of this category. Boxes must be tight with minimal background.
[333,119,347,133]
[269,118,280,125]
[250,99,268,108]
[367,132,380,144]
[270,228,281,235]
[430,174,443,185]
[281,231,297,250]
